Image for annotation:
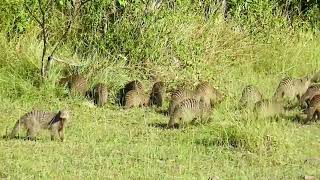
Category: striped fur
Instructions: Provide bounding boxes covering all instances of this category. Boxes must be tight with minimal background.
[304,95,320,123]
[239,85,262,109]
[119,80,144,106]
[168,98,210,128]
[149,81,166,107]
[124,80,144,93]
[254,99,284,119]
[124,89,149,109]
[10,110,70,141]
[299,83,320,108]
[194,82,224,108]
[167,88,195,116]
[65,75,88,97]
[273,76,311,104]
[92,83,108,107]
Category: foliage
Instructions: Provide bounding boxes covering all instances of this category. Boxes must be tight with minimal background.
[0,0,319,179]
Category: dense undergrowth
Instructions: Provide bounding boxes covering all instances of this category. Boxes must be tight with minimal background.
[0,0,319,179]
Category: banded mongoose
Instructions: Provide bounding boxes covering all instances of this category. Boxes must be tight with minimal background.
[194,82,224,108]
[273,76,311,105]
[119,80,144,106]
[124,80,144,93]
[299,83,320,108]
[304,94,320,123]
[10,110,70,141]
[124,89,149,109]
[92,83,108,107]
[60,74,88,97]
[253,99,284,119]
[238,85,263,109]
[167,88,195,116]
[168,98,210,128]
[149,81,166,107]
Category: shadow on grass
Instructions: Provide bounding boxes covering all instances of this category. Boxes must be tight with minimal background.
[115,87,126,107]
[1,135,34,141]
[285,111,314,125]
[195,137,241,149]
[154,109,168,116]
[148,122,180,130]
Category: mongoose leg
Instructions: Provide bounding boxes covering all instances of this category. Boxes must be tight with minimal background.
[26,128,38,141]
[59,129,65,142]
[50,128,60,141]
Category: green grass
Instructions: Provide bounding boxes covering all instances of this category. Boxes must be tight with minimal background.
[0,15,320,179]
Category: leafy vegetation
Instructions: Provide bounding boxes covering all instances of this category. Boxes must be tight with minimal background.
[0,0,319,179]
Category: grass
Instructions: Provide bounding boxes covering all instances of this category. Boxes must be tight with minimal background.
[0,15,320,179]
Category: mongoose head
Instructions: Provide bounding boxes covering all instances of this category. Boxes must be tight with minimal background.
[297,75,312,96]
[311,71,320,83]
[59,110,70,122]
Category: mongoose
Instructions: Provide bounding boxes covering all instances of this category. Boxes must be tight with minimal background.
[194,82,224,108]
[253,99,284,119]
[149,81,166,107]
[273,76,311,105]
[10,110,70,141]
[124,80,144,93]
[311,71,320,83]
[168,98,210,128]
[124,89,149,109]
[304,94,320,123]
[299,83,320,108]
[239,85,263,109]
[92,83,108,107]
[167,88,195,116]
[119,80,144,106]
[60,74,88,97]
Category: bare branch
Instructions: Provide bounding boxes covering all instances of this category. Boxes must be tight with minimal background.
[37,0,45,23]
[51,56,82,66]
[222,0,228,20]
[45,0,92,76]
[48,0,92,58]
[37,0,47,77]
[24,3,42,26]
[45,0,54,12]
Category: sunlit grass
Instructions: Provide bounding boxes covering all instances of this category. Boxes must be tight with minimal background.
[0,14,319,179]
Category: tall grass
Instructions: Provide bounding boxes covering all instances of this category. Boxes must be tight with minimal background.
[0,0,319,179]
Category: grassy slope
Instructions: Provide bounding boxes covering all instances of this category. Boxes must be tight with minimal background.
[0,16,320,179]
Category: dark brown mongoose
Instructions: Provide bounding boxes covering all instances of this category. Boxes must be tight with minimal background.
[149,81,166,108]
[304,94,320,124]
[92,83,108,107]
[299,83,320,108]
